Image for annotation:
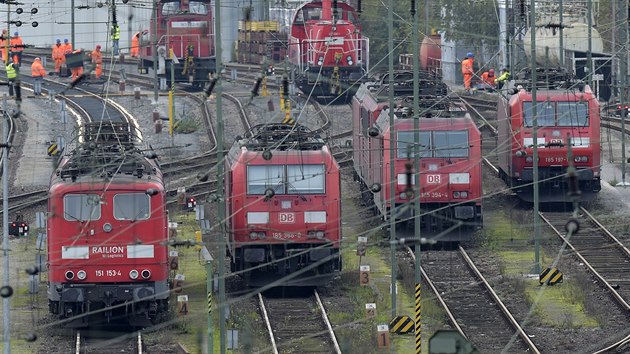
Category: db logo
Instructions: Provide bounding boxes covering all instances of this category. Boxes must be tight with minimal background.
[426,175,441,184]
[279,212,295,224]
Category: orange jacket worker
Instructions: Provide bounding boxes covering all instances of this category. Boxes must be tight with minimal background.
[10,32,23,66]
[461,52,474,92]
[52,39,65,75]
[69,49,83,80]
[481,69,496,87]
[131,32,140,58]
[91,45,103,79]
[31,57,46,95]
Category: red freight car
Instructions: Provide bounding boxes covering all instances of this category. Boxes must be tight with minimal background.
[47,122,169,326]
[288,0,369,103]
[352,72,483,241]
[226,124,342,286]
[497,68,601,202]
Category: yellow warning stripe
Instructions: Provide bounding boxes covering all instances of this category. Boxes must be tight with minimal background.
[415,283,421,353]
[48,144,58,156]
[390,315,413,334]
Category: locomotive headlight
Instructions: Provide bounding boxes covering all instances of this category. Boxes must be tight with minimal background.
[460,191,468,198]
[399,192,407,199]
[346,55,353,65]
[141,270,151,279]
[575,156,589,163]
[249,232,258,240]
[317,56,324,66]
[515,150,527,157]
[308,231,325,239]
[64,270,74,280]
[129,269,139,280]
[77,270,87,280]
[257,232,266,240]
[453,191,460,198]
[526,156,533,163]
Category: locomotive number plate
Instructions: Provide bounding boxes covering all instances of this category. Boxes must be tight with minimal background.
[272,232,302,240]
[420,192,448,199]
[544,156,566,163]
[95,269,122,277]
[426,175,441,184]
[279,212,295,224]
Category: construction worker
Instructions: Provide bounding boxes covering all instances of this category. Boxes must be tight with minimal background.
[90,44,103,79]
[62,39,73,54]
[130,31,143,57]
[479,69,496,91]
[0,30,8,63]
[31,57,46,95]
[52,39,65,75]
[10,32,23,66]
[69,49,84,81]
[495,67,511,89]
[461,52,474,93]
[6,60,17,97]
[111,22,120,55]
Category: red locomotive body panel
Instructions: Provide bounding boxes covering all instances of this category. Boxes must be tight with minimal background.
[289,0,369,102]
[139,0,215,86]
[497,83,601,202]
[352,75,483,241]
[226,124,342,286]
[47,123,169,327]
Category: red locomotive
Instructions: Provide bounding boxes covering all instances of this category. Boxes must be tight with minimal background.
[47,122,169,326]
[288,0,369,103]
[139,0,215,87]
[225,124,342,286]
[352,72,483,241]
[497,68,601,202]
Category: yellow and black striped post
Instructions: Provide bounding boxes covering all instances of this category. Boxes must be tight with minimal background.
[207,291,212,313]
[415,283,421,354]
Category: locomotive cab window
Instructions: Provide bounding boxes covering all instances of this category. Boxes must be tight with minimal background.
[114,193,150,221]
[397,131,431,158]
[64,194,101,221]
[287,165,325,194]
[188,1,208,15]
[247,165,326,195]
[523,102,555,127]
[247,165,285,195]
[162,1,180,15]
[558,102,589,127]
[433,131,469,158]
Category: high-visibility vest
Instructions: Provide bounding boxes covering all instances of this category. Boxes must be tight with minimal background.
[111,25,120,40]
[6,63,16,79]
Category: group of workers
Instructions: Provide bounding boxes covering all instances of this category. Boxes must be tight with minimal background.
[461,52,510,93]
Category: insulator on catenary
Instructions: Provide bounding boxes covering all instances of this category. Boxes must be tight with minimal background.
[251,77,262,97]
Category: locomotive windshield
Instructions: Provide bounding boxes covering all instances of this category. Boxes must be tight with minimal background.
[398,131,469,158]
[114,193,151,221]
[523,101,589,127]
[64,194,101,221]
[247,164,325,195]
[162,1,208,15]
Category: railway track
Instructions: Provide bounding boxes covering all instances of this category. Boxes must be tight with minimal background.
[258,290,341,354]
[407,246,541,353]
[75,330,143,354]
[539,207,630,311]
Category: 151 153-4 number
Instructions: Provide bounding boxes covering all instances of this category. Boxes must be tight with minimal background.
[95,269,122,277]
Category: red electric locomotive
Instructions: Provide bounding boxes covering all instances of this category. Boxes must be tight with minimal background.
[497,69,601,202]
[47,122,169,326]
[288,0,369,103]
[352,73,483,241]
[139,0,215,87]
[225,124,342,286]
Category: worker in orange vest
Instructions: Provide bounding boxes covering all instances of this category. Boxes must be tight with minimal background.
[31,57,46,95]
[90,45,103,79]
[69,49,84,80]
[130,31,141,58]
[10,32,23,66]
[62,39,72,54]
[0,30,8,63]
[52,39,65,75]
[461,52,475,93]
[479,69,496,91]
